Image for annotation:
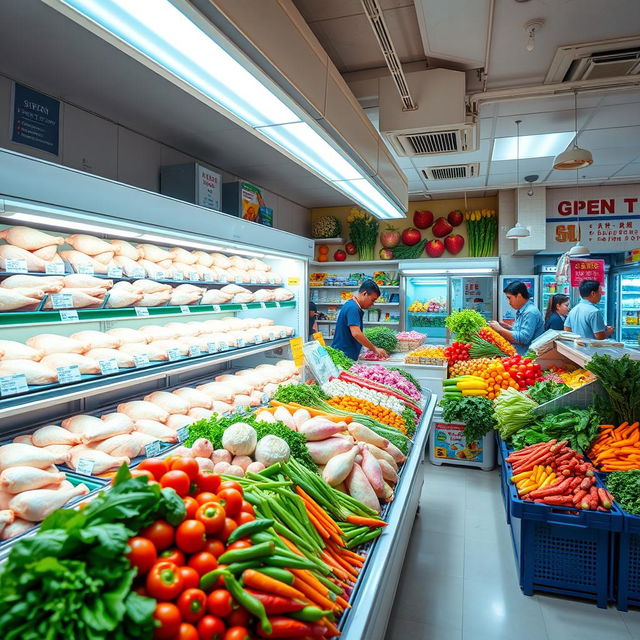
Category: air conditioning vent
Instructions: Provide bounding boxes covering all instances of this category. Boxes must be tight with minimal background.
[422,163,479,180]
[391,125,475,156]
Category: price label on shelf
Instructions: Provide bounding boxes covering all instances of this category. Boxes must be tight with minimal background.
[57,365,81,384]
[4,258,28,273]
[279,330,287,338]
[274,301,281,308]
[235,276,243,284]
[51,293,74,309]
[188,272,199,281]
[261,393,270,404]
[269,277,276,285]
[99,358,119,375]
[259,302,266,309]
[240,303,249,311]
[144,441,162,458]
[107,266,123,278]
[219,342,229,351]
[75,458,96,476]
[237,338,245,348]
[212,305,221,313]
[250,278,257,284]
[167,348,181,361]
[268,332,276,341]
[135,307,150,317]
[45,262,65,275]
[289,337,304,367]
[173,271,184,281]
[177,426,189,443]
[254,335,262,344]
[154,271,165,280]
[59,309,79,323]
[180,305,191,314]
[0,374,28,397]
[207,342,218,354]
[287,277,300,286]
[77,263,94,275]
[188,345,201,357]
[133,353,150,368]
[131,268,146,279]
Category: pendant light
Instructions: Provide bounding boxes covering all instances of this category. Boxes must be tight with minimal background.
[567,167,590,256]
[553,91,594,170]
[507,119,530,239]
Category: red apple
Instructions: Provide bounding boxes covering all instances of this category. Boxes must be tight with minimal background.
[413,210,434,229]
[432,217,453,238]
[425,239,445,258]
[444,234,465,255]
[334,249,347,261]
[380,226,401,249]
[401,227,422,246]
[379,248,394,260]
[344,242,357,255]
[447,210,464,227]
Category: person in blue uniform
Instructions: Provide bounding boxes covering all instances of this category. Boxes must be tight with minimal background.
[309,301,318,339]
[332,280,388,360]
[488,280,544,356]
[544,294,570,331]
[564,279,614,340]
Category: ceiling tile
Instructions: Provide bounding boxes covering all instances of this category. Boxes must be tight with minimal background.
[496,95,603,117]
[587,147,640,165]
[494,110,594,138]
[601,89,640,106]
[613,163,640,177]
[579,126,640,150]
[585,103,640,130]
[489,157,555,175]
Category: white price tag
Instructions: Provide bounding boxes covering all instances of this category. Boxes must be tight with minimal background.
[45,262,65,275]
[57,365,81,384]
[135,307,150,317]
[154,271,165,280]
[219,342,229,351]
[188,345,201,357]
[259,302,266,309]
[261,393,270,404]
[4,258,28,273]
[99,358,119,375]
[144,440,162,458]
[237,338,246,348]
[268,332,276,341]
[180,305,191,314]
[212,305,221,313]
[219,275,228,284]
[0,374,29,397]
[167,348,182,361]
[77,263,94,275]
[59,309,79,323]
[132,268,146,279]
[240,303,249,311]
[107,266,123,278]
[173,271,184,281]
[254,335,262,344]
[207,342,219,354]
[51,293,74,309]
[75,458,96,475]
[250,278,257,284]
[269,277,276,285]
[177,426,189,443]
[188,272,199,281]
[235,276,243,284]
[133,353,150,367]
[274,301,281,308]
[279,330,287,338]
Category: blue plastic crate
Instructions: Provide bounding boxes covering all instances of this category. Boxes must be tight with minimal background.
[615,511,640,610]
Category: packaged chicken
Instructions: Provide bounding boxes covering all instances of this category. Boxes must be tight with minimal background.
[253,289,275,302]
[273,288,295,301]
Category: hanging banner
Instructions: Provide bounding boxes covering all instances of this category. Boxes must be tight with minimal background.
[569,259,605,287]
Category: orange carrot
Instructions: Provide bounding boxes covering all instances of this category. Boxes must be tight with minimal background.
[345,515,387,528]
[291,569,331,598]
[321,617,342,636]
[241,569,307,601]
[292,576,337,611]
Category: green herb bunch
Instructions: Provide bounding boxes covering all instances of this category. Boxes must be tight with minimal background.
[347,208,379,261]
[325,345,354,370]
[440,395,497,442]
[606,470,640,515]
[444,309,487,342]
[364,327,398,353]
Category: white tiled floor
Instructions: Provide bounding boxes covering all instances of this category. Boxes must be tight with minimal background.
[384,462,640,640]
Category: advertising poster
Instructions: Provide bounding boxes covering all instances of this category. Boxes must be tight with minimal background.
[11,83,60,155]
[570,259,605,287]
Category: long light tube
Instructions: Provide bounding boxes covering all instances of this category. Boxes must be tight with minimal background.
[52,0,405,219]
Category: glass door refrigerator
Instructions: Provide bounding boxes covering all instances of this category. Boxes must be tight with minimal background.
[613,267,640,347]
[498,275,540,326]
[400,259,499,344]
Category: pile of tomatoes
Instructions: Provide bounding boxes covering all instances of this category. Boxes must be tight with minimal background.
[130,456,256,640]
[443,341,471,366]
[501,354,543,391]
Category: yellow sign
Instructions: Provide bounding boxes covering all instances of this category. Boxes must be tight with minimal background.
[289,337,304,367]
[312,332,326,347]
[287,277,300,286]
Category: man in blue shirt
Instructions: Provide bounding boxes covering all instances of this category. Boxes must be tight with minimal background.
[564,279,614,340]
[332,280,388,361]
[488,280,544,356]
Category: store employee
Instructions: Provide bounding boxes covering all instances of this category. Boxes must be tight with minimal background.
[564,279,614,340]
[332,280,388,361]
[488,280,544,356]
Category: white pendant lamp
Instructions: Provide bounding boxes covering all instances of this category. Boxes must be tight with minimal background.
[506,119,531,239]
[553,91,593,170]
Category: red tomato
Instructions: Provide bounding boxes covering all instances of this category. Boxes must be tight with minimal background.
[225,608,249,627]
[127,537,157,574]
[198,615,226,640]
[220,518,237,542]
[176,519,207,554]
[161,470,191,497]
[177,622,200,640]
[196,502,226,534]
[153,602,182,639]
[235,512,255,526]
[197,472,221,494]
[223,628,251,640]
[207,589,234,618]
[188,551,218,576]
[138,458,169,481]
[196,492,219,506]
[183,496,199,519]
[218,480,243,495]
[147,562,184,600]
[131,469,155,482]
[178,566,200,590]
[225,540,251,552]
[140,520,175,551]
[240,500,254,515]
[177,588,207,623]
[204,539,226,558]
[170,457,200,482]
[160,548,185,566]
[216,489,243,517]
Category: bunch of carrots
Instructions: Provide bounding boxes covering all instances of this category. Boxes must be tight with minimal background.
[327,396,406,433]
[588,421,640,472]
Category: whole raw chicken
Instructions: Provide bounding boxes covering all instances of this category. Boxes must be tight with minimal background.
[0,274,63,292]
[201,289,233,305]
[134,420,178,442]
[65,234,113,256]
[60,250,109,275]
[41,353,101,375]
[31,424,82,447]
[92,251,115,265]
[111,239,141,260]
[71,330,121,350]
[117,401,169,423]
[106,288,143,308]
[92,433,145,458]
[193,251,213,267]
[137,290,172,307]
[273,288,294,301]
[32,245,59,261]
[138,244,173,263]
[10,483,90,521]
[63,274,112,289]
[69,447,129,474]
[62,414,134,443]
[0,288,43,311]
[144,391,191,415]
[114,255,143,276]
[169,247,197,265]
[0,245,49,272]
[0,443,58,470]
[211,253,232,269]
[106,327,148,344]
[26,333,87,355]
[0,466,65,493]
[131,279,172,294]
[0,359,57,385]
[0,226,64,250]
[86,348,135,369]
[169,284,204,306]
[42,288,105,309]
[138,325,177,341]
[119,342,169,361]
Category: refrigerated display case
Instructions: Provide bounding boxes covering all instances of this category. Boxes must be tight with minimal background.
[613,267,640,347]
[400,259,499,344]
[498,275,539,326]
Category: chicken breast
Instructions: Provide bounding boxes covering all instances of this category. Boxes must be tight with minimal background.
[65,234,113,256]
[41,353,101,375]
[117,401,169,423]
[0,443,58,470]
[134,420,178,442]
[26,334,87,355]
[86,348,135,369]
[118,342,169,361]
[106,288,143,308]
[60,250,109,275]
[0,359,57,385]
[69,447,129,474]
[106,327,148,344]
[0,466,65,494]
[70,330,121,350]
[114,255,144,276]
[62,414,134,443]
[0,275,63,292]
[169,247,197,265]
[63,274,112,289]
[0,289,42,311]
[144,391,191,415]
[138,244,174,263]
[32,424,82,447]
[0,245,49,272]
[0,226,64,250]
[111,239,141,260]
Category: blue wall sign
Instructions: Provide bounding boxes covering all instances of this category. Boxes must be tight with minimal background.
[11,83,60,155]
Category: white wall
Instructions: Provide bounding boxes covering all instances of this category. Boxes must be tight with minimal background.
[0,74,311,237]
[498,189,535,275]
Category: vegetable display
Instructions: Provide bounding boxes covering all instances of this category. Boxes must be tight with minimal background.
[327,396,407,433]
[350,364,421,402]
[442,375,488,398]
[347,209,379,261]
[494,387,537,439]
[363,326,398,353]
[468,334,510,359]
[440,395,497,442]
[388,367,422,394]
[606,469,640,515]
[311,216,342,239]
[526,380,572,404]
[443,341,471,366]
[500,355,544,392]
[325,346,354,371]
[444,309,486,342]
[588,421,640,471]
[476,327,516,357]
[322,379,406,416]
[465,209,497,257]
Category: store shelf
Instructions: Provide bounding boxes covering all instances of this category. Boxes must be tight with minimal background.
[408,311,448,315]
[314,302,399,307]
[310,260,399,268]
[310,285,399,289]
[312,238,344,245]
[317,320,400,326]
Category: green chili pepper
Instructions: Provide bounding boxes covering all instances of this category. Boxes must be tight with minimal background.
[223,572,272,634]
[264,553,329,573]
[289,606,334,622]
[225,560,263,576]
[346,527,382,549]
[199,568,227,592]
[250,531,276,545]
[253,567,295,585]
[227,518,274,544]
[218,541,275,565]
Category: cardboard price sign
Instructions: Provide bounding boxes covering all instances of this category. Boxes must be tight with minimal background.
[289,337,304,367]
[312,332,326,347]
[570,258,605,287]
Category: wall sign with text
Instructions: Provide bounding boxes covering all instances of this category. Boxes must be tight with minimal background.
[11,83,60,156]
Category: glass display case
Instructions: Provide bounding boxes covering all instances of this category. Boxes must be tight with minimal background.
[537,265,571,317]
[614,270,640,347]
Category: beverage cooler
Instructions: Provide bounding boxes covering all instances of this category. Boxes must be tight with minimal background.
[400,259,499,344]
[613,266,640,347]
[498,275,539,326]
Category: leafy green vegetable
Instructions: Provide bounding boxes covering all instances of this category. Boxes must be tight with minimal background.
[363,327,398,353]
[444,309,486,342]
[389,367,422,393]
[468,334,508,358]
[440,395,497,442]
[494,387,538,439]
[325,346,354,370]
[402,406,418,438]
[527,380,571,405]
[524,349,537,361]
[0,468,184,640]
[186,414,317,472]
[586,354,640,425]
[606,470,640,515]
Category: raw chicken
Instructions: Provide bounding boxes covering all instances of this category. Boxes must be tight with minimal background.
[101,413,135,431]
[0,359,57,385]
[65,234,113,256]
[253,289,275,302]
[69,447,129,474]
[12,435,32,444]
[192,265,215,281]
[41,353,101,375]
[172,387,213,410]
[0,275,63,292]
[0,226,64,250]
[0,509,15,536]
[32,245,59,261]
[92,434,144,457]
[42,288,105,310]
[210,253,232,269]
[169,247,197,265]
[41,445,72,465]
[0,466,65,493]
[250,258,270,272]
[63,274,112,289]
[106,327,148,344]
[215,375,253,394]
[138,244,173,263]
[119,342,169,361]
[106,288,143,308]
[108,434,152,458]
[227,268,250,283]
[60,250,109,274]
[131,279,172,294]
[86,348,135,369]
[188,407,213,420]
[152,340,188,355]
[169,284,204,306]
[144,391,191,415]
[0,443,58,470]
[0,245,49,272]
[165,322,200,337]
[273,288,295,301]
[193,251,214,267]
[92,251,115,265]
[1,518,33,540]
[0,288,42,311]
[10,483,89,522]
[70,330,121,350]
[138,325,177,341]
[221,284,250,296]
[137,290,172,307]
[196,382,235,403]
[111,239,141,260]
[201,289,233,305]
[62,414,133,443]
[134,419,178,442]
[166,414,195,430]
[32,425,81,446]
[114,255,143,276]
[26,334,87,355]
[117,401,169,423]
[248,270,268,284]
[345,463,381,513]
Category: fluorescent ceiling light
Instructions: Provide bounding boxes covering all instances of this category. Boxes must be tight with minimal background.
[334,179,405,219]
[492,132,575,161]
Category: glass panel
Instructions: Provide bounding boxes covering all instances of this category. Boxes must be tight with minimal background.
[450,276,494,322]
[404,277,448,343]
[540,272,570,316]
[620,275,640,347]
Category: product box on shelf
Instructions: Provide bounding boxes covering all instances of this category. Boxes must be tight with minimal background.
[428,419,496,471]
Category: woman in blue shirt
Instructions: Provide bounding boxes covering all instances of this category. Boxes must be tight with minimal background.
[488,280,544,356]
[544,294,570,331]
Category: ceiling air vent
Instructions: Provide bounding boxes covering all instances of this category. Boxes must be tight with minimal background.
[393,125,475,156]
[422,163,479,180]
